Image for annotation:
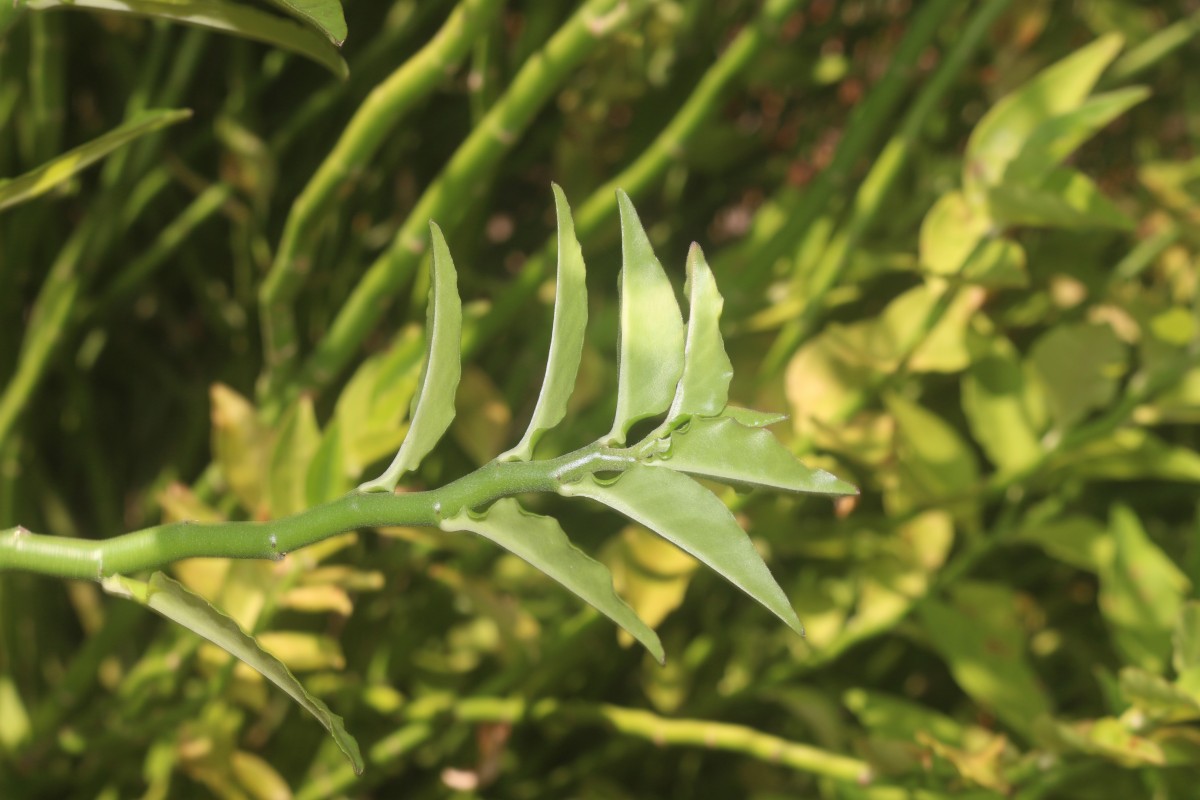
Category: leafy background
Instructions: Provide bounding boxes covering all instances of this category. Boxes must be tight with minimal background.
[2,0,1200,797]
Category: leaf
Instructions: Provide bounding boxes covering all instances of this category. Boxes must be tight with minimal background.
[719,406,788,428]
[966,34,1123,190]
[262,0,346,45]
[560,464,803,635]
[1029,322,1127,430]
[501,185,587,461]
[918,191,1028,288]
[644,416,857,496]
[987,168,1134,230]
[451,367,512,465]
[335,326,424,474]
[885,393,980,524]
[1119,668,1200,724]
[1175,602,1200,678]
[0,109,191,213]
[918,582,1052,737]
[102,572,363,775]
[666,243,732,423]
[210,383,271,517]
[605,191,685,444]
[440,498,663,663]
[268,395,321,518]
[1098,505,1190,673]
[306,420,351,506]
[359,222,462,492]
[961,331,1044,474]
[602,525,699,648]
[25,0,348,78]
[1004,87,1150,183]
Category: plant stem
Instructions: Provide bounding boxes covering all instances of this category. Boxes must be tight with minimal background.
[464,0,806,357]
[0,444,637,580]
[258,0,504,391]
[287,0,641,405]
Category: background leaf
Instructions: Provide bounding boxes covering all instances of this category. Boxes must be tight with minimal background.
[263,0,346,45]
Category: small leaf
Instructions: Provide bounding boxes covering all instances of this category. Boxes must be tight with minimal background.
[501,185,587,460]
[961,332,1044,474]
[1029,321,1127,431]
[0,109,191,212]
[336,326,424,475]
[885,393,980,524]
[262,0,346,45]
[966,33,1123,190]
[360,222,462,492]
[268,395,321,518]
[987,168,1134,230]
[605,191,685,444]
[719,406,788,428]
[210,383,271,517]
[1004,87,1150,183]
[666,244,732,423]
[645,416,857,496]
[1175,602,1200,678]
[440,498,664,663]
[25,0,348,78]
[102,572,363,775]
[306,420,351,506]
[560,464,803,635]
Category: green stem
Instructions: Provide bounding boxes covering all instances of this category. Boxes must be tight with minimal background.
[464,0,806,357]
[0,444,636,580]
[287,0,641,405]
[259,0,504,389]
[761,0,1011,376]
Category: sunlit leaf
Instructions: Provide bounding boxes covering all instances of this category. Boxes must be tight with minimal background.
[918,191,1028,287]
[666,244,732,423]
[306,420,351,506]
[336,326,423,475]
[560,464,803,635]
[262,0,346,45]
[987,168,1134,230]
[644,416,857,496]
[962,331,1044,474]
[719,406,788,428]
[605,190,685,443]
[1175,602,1200,678]
[885,393,980,523]
[102,572,363,774]
[25,0,348,78]
[1029,322,1127,430]
[268,395,321,518]
[0,109,191,212]
[966,33,1123,190]
[602,525,699,650]
[440,498,663,663]
[210,383,271,517]
[502,185,587,460]
[1119,668,1200,724]
[360,222,461,492]
[918,582,1052,737]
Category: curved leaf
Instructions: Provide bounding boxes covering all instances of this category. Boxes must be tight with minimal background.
[666,243,732,423]
[102,572,363,775]
[0,109,191,213]
[359,222,461,492]
[501,184,587,461]
[605,191,685,444]
[647,417,857,496]
[26,0,348,79]
[263,0,346,45]
[560,464,803,635]
[987,168,1133,230]
[720,406,788,428]
[440,498,663,663]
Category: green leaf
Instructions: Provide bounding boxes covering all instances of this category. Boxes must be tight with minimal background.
[1004,87,1150,183]
[987,168,1134,230]
[918,191,1028,288]
[360,222,462,492]
[268,396,321,518]
[1119,667,1200,724]
[440,498,663,663]
[605,191,685,444]
[665,244,732,423]
[102,572,363,775]
[1029,322,1127,431]
[1174,602,1200,677]
[966,33,1123,190]
[885,393,980,524]
[0,109,191,213]
[560,464,803,636]
[961,331,1044,474]
[719,406,788,428]
[645,417,857,496]
[306,420,351,506]
[262,0,346,46]
[918,582,1052,737]
[1098,504,1190,673]
[210,383,271,517]
[26,0,348,78]
[336,326,424,475]
[501,184,587,461]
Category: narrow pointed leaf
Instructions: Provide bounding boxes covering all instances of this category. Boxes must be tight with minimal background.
[501,185,587,461]
[360,223,461,492]
[987,167,1133,230]
[966,33,1123,189]
[440,498,663,663]
[560,464,803,635]
[647,417,857,496]
[720,406,788,428]
[666,243,732,423]
[0,109,191,213]
[26,0,348,78]
[263,0,346,45]
[102,572,363,775]
[606,191,685,443]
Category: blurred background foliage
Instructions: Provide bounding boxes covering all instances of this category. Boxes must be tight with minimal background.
[2,0,1200,796]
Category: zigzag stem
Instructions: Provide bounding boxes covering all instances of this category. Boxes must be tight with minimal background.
[0,444,637,580]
